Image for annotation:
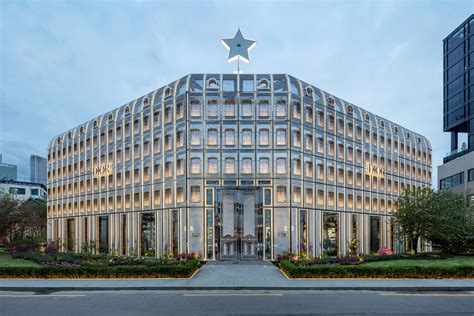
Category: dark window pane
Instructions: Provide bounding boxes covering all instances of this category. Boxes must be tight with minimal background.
[447,91,464,111]
[448,59,464,82]
[448,44,464,67]
[448,76,464,95]
[448,28,464,51]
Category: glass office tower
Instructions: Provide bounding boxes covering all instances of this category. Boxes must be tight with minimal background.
[443,14,474,161]
[47,74,432,260]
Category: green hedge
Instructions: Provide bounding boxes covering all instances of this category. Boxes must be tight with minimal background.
[0,260,200,279]
[280,261,474,279]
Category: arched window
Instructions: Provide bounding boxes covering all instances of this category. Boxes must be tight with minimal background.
[327,97,335,106]
[108,114,114,121]
[257,78,269,89]
[379,120,384,128]
[305,86,314,97]
[346,105,353,115]
[207,78,219,89]
[164,87,172,97]
[125,106,130,114]
[364,113,370,121]
[143,97,150,105]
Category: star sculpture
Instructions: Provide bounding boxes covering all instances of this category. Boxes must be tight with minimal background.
[221,29,256,64]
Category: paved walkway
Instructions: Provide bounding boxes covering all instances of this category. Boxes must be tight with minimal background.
[1,262,473,291]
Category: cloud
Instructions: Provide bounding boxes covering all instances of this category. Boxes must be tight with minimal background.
[0,0,472,185]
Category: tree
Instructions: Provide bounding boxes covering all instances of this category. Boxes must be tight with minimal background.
[394,188,474,255]
[425,190,474,254]
[0,195,20,241]
[394,187,434,254]
[0,194,47,248]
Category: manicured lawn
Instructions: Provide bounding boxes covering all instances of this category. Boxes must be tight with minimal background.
[364,256,474,268]
[0,253,39,267]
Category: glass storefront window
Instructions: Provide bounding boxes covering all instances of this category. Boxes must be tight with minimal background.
[141,213,156,257]
[99,216,109,253]
[299,210,307,255]
[206,209,214,259]
[370,216,381,253]
[264,209,272,260]
[322,212,338,256]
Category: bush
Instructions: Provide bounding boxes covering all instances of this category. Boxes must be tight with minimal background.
[0,259,201,279]
[9,244,31,254]
[279,260,474,279]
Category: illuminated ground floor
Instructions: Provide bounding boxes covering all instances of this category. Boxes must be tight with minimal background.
[47,188,429,260]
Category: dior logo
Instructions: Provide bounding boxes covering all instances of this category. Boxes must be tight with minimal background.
[366,164,385,178]
[93,164,112,178]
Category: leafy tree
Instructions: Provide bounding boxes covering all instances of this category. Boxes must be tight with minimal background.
[426,190,474,254]
[0,195,20,241]
[394,187,434,254]
[394,187,474,255]
[0,194,47,249]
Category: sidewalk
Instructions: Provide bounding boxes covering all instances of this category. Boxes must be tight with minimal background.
[1,262,473,292]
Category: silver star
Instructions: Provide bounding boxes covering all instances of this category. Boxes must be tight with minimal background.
[221,29,256,64]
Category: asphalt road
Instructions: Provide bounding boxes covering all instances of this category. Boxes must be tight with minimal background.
[0,290,473,315]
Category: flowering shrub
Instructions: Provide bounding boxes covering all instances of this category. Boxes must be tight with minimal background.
[376,247,393,256]
[10,244,30,254]
[291,255,299,262]
[108,256,145,266]
[348,238,360,257]
[176,253,202,260]
[45,243,59,253]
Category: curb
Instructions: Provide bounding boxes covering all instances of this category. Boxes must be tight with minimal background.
[1,286,474,292]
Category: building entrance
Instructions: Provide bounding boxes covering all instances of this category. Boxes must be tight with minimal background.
[216,190,262,261]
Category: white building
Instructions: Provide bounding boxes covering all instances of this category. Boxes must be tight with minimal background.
[47,74,432,258]
[0,180,47,201]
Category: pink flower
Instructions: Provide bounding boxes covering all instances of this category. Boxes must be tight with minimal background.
[376,247,393,255]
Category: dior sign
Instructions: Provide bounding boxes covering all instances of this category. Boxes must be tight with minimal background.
[366,163,385,178]
[93,164,112,178]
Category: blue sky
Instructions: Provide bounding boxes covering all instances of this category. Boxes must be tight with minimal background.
[0,0,472,183]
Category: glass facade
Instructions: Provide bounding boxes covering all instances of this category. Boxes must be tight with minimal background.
[443,14,474,159]
[47,73,432,259]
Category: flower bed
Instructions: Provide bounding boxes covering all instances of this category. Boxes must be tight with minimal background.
[0,252,202,278]
[279,256,474,279]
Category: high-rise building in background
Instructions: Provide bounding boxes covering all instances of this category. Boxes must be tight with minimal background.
[30,155,47,185]
[438,15,474,198]
[0,154,17,181]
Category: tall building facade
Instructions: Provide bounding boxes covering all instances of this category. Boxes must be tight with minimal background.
[439,15,474,202]
[0,154,17,181]
[30,155,47,185]
[47,74,432,259]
